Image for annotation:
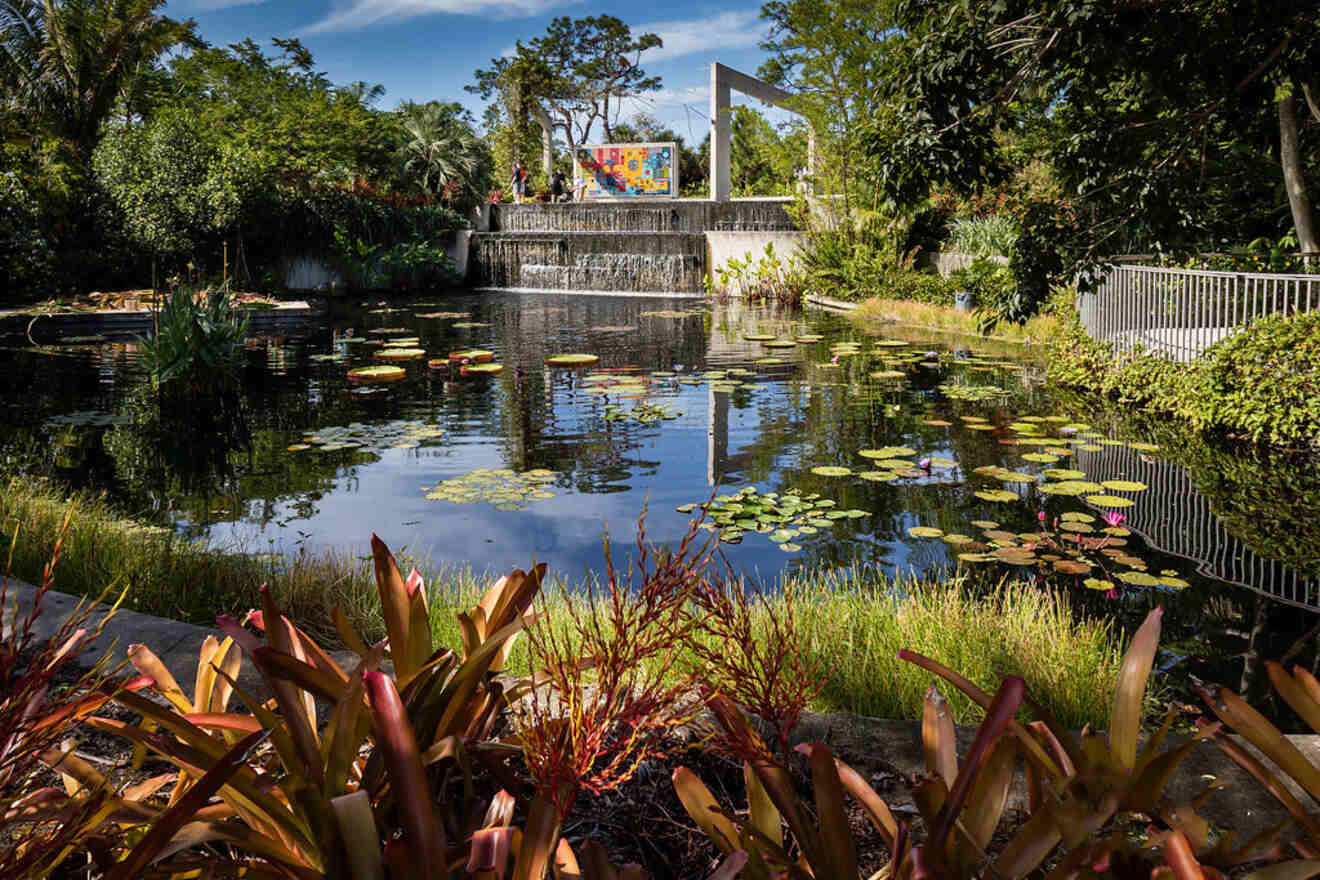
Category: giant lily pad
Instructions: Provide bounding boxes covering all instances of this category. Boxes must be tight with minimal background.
[1101,480,1148,492]
[347,365,406,384]
[908,526,944,538]
[810,466,852,477]
[461,363,503,375]
[449,349,494,363]
[974,490,1019,503]
[375,348,425,362]
[1085,495,1135,508]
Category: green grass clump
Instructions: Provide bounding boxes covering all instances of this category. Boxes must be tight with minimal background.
[781,567,1121,728]
[2,478,1122,728]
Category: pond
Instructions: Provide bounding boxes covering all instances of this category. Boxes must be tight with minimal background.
[4,289,1320,710]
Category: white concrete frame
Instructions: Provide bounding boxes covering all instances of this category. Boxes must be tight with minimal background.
[709,62,815,202]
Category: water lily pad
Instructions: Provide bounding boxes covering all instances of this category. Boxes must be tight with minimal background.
[286,443,311,451]
[941,534,974,545]
[957,553,993,563]
[810,466,852,477]
[1115,571,1160,586]
[461,363,503,375]
[795,334,823,343]
[859,470,898,482]
[779,543,803,552]
[1101,480,1148,492]
[427,359,449,369]
[859,446,916,459]
[992,470,1037,484]
[1039,480,1104,496]
[908,526,944,538]
[975,490,1019,503]
[970,520,999,529]
[375,348,425,362]
[1042,469,1087,480]
[546,353,599,367]
[1021,452,1059,463]
[347,365,406,384]
[1061,511,1096,523]
[1084,578,1116,591]
[1053,560,1091,574]
[1085,495,1136,508]
[923,419,953,427]
[451,321,492,328]
[763,339,797,349]
[870,370,907,380]
[449,349,494,363]
[368,327,410,335]
[755,357,787,366]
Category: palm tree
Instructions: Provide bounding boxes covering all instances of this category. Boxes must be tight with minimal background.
[0,0,195,157]
[395,101,486,204]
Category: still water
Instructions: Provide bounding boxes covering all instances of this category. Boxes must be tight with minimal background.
[4,290,1320,702]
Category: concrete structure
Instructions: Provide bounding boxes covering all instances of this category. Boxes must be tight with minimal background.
[709,62,815,202]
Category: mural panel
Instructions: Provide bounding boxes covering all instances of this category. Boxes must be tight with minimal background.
[574,142,678,199]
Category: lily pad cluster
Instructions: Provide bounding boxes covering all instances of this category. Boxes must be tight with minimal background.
[291,420,446,452]
[424,468,558,510]
[677,486,869,552]
[603,401,681,423]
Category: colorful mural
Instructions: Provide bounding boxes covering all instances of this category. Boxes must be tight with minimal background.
[574,142,678,198]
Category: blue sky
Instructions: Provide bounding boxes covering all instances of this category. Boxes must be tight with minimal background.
[163,0,791,142]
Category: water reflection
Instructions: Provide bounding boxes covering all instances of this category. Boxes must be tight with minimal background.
[1,292,1316,622]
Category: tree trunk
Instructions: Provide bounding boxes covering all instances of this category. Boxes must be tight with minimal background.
[1279,91,1319,257]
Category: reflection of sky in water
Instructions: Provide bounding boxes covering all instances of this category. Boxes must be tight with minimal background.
[2,290,1316,609]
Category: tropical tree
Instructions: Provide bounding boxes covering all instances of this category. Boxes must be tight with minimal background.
[394,100,491,206]
[0,0,195,157]
[470,15,662,155]
[870,0,1320,257]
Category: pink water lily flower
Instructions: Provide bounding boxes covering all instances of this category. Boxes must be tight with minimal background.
[1103,511,1127,528]
[830,355,839,364]
[919,457,932,470]
[1037,511,1047,523]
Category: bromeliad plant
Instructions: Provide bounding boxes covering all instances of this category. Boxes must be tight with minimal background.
[675,607,1267,878]
[70,533,551,878]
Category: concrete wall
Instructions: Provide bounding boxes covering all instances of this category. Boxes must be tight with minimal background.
[924,251,1009,276]
[705,231,808,283]
[491,199,798,233]
[283,229,472,292]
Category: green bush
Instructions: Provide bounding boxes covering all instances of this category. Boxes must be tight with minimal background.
[877,268,958,305]
[1050,307,1320,447]
[796,229,957,304]
[950,256,1015,316]
[1192,311,1320,445]
[947,214,1018,256]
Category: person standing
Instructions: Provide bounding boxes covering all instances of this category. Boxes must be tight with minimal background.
[511,162,526,204]
[551,170,565,203]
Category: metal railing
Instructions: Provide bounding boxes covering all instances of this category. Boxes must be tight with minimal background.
[1078,264,1320,361]
[1074,441,1319,610]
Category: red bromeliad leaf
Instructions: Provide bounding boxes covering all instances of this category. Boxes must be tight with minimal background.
[363,671,446,879]
[1111,608,1163,773]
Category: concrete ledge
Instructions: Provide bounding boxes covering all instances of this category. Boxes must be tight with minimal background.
[805,293,859,313]
[13,301,317,340]
[2,577,351,697]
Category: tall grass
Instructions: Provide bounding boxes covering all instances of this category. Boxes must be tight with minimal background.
[1,478,1123,726]
[947,215,1019,257]
[853,296,1064,347]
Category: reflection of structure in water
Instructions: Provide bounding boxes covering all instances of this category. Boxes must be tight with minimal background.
[1074,442,1320,610]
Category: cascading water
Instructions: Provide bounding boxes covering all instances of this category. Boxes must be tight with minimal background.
[468,200,798,294]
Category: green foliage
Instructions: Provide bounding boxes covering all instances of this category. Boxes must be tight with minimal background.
[797,229,958,305]
[1193,311,1320,445]
[470,15,662,152]
[393,100,492,211]
[947,215,1018,257]
[94,111,262,261]
[1050,307,1320,447]
[951,257,1016,324]
[707,242,805,306]
[0,0,196,157]
[139,284,247,395]
[0,165,57,294]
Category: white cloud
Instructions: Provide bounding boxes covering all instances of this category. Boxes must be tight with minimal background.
[303,0,563,35]
[636,9,767,64]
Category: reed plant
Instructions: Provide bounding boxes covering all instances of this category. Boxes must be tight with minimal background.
[853,295,1064,346]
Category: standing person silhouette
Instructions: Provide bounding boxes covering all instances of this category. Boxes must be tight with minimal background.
[551,170,565,203]
[511,162,526,204]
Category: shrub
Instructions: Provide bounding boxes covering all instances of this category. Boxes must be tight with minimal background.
[947,215,1018,257]
[1191,310,1320,445]
[950,256,1016,319]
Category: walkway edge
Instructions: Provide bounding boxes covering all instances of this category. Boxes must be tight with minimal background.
[805,293,859,312]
